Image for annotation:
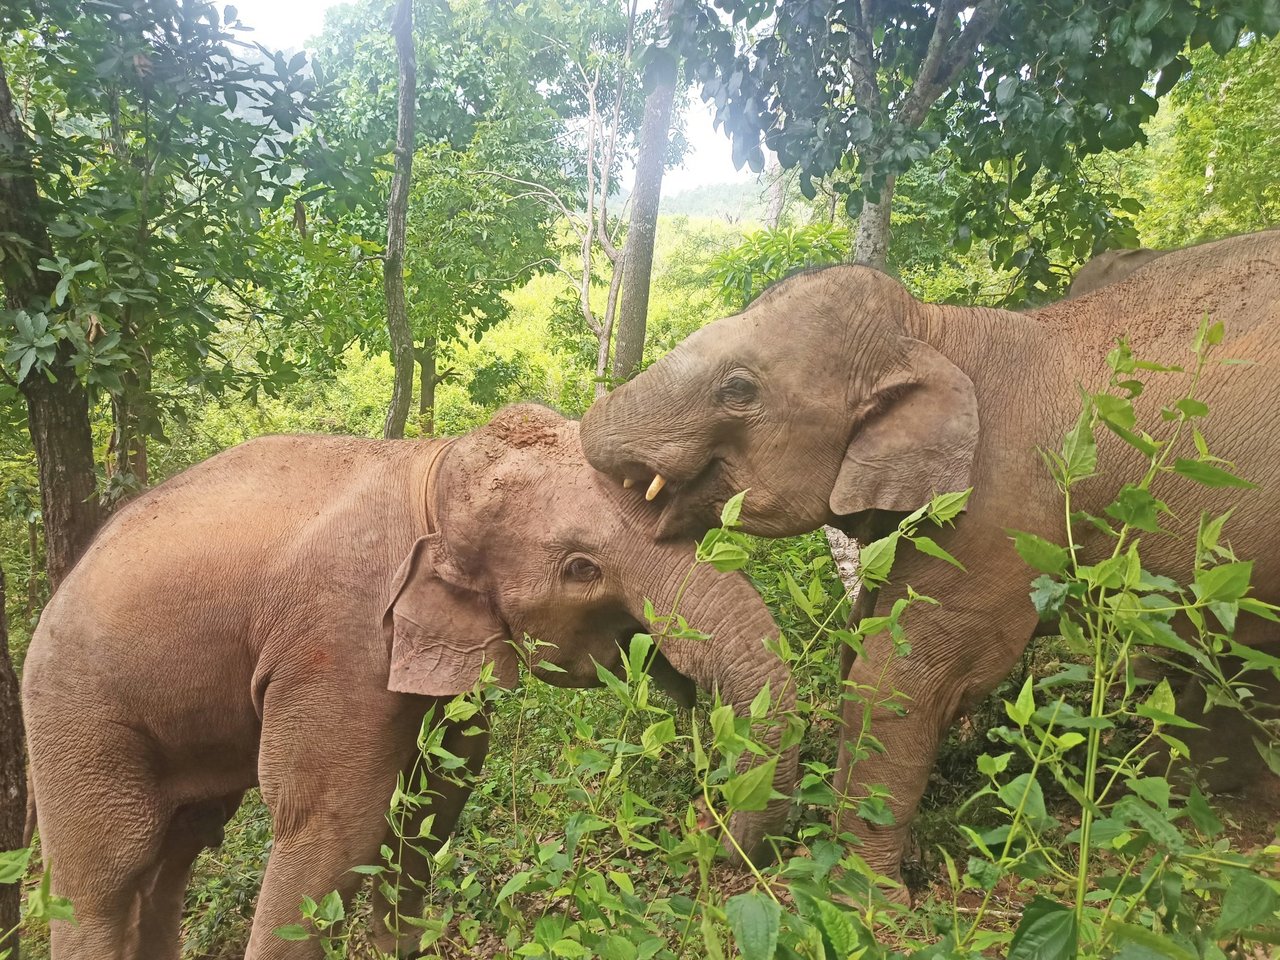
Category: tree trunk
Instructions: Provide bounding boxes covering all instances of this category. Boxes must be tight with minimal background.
[382,0,416,440]
[108,350,151,494]
[21,366,101,589]
[0,56,101,589]
[610,1,678,386]
[0,567,26,960]
[764,157,787,228]
[416,340,436,437]
[25,520,38,617]
[851,169,896,271]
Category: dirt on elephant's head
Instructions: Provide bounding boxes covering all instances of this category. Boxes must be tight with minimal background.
[484,404,564,450]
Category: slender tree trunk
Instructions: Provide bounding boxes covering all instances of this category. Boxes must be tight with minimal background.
[416,340,436,437]
[851,169,896,271]
[25,521,38,617]
[611,0,678,385]
[595,261,625,399]
[1,567,25,960]
[382,0,416,440]
[0,57,100,589]
[108,349,150,494]
[764,158,787,228]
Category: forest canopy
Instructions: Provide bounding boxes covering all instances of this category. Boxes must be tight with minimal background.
[3,1,1280,958]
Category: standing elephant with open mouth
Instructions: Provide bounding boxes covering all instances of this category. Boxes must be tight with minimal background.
[22,404,797,960]
[580,229,1280,891]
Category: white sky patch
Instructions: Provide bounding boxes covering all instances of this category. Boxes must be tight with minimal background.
[230,0,746,196]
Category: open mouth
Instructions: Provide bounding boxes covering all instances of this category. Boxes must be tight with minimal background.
[616,458,728,536]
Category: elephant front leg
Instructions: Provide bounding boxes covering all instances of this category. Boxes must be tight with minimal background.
[833,580,1038,899]
[246,686,422,960]
[369,711,491,957]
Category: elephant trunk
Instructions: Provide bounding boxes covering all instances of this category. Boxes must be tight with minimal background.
[580,372,701,482]
[637,559,797,866]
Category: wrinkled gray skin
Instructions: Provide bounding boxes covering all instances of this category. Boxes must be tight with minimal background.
[581,229,1280,890]
[1067,247,1168,298]
[23,405,796,960]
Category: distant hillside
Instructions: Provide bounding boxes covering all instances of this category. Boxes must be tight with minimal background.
[661,181,767,223]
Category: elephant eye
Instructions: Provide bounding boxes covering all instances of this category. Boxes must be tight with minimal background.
[564,556,602,582]
[718,375,758,406]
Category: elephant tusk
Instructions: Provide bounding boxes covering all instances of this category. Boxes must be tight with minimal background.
[623,477,634,489]
[645,474,666,501]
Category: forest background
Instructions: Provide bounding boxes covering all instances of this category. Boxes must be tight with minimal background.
[3,0,1280,956]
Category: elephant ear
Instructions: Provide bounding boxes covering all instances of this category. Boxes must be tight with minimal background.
[383,535,518,697]
[829,337,979,517]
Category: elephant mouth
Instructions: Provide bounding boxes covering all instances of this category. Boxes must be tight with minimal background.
[614,457,730,540]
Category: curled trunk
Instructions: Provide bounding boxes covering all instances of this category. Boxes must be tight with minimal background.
[643,561,797,865]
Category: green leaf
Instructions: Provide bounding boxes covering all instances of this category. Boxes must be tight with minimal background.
[785,572,817,617]
[273,924,312,941]
[640,717,676,755]
[813,898,863,955]
[966,855,1001,891]
[1146,678,1177,715]
[720,490,747,528]
[721,756,778,812]
[1007,675,1035,726]
[317,889,344,922]
[1105,921,1197,960]
[911,535,966,570]
[998,773,1052,830]
[856,795,895,826]
[927,489,971,524]
[1173,458,1256,489]
[0,847,31,884]
[1029,575,1068,620]
[1215,868,1280,935]
[1062,404,1097,483]
[1094,393,1135,431]
[1193,560,1253,602]
[749,682,772,719]
[977,752,1012,776]
[1185,787,1223,837]
[496,870,533,904]
[1105,485,1165,533]
[1011,531,1069,575]
[1008,896,1077,960]
[725,891,781,960]
[696,529,751,572]
[858,533,899,585]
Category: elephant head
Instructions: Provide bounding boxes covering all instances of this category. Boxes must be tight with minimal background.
[580,267,979,538]
[385,404,797,863]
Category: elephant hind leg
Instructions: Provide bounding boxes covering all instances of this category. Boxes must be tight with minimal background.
[31,743,168,958]
[129,791,246,960]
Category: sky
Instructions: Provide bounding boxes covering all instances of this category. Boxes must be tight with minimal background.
[230,0,750,194]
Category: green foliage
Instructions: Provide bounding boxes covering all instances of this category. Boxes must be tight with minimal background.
[0,1,333,414]
[709,224,851,309]
[1127,32,1280,247]
[669,0,1280,297]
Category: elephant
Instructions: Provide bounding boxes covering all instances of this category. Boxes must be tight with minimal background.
[22,404,797,960]
[1066,246,1168,297]
[579,228,1280,889]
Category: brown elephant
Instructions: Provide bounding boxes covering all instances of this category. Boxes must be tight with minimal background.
[580,229,1280,888]
[1066,246,1168,297]
[23,404,797,960]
